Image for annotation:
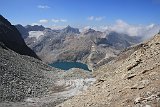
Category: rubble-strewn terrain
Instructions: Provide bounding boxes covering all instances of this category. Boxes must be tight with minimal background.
[0,15,96,107]
[0,45,95,107]
[1,15,160,107]
[0,44,62,102]
[57,34,160,107]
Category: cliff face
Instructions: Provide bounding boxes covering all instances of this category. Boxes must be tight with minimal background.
[0,15,39,59]
[57,34,160,107]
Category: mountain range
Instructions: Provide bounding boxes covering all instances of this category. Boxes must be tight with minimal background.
[15,24,142,70]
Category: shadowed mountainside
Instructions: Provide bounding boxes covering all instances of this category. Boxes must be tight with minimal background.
[15,24,29,39]
[0,15,39,59]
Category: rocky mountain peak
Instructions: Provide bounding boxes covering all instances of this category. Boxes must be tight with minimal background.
[0,15,11,25]
[88,28,95,32]
[82,28,102,36]
[66,25,72,29]
[84,28,95,33]
[62,25,80,34]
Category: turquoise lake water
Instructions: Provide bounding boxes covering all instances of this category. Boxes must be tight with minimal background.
[50,61,91,71]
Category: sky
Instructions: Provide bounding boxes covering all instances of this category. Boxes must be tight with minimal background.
[0,0,160,37]
[1,0,160,26]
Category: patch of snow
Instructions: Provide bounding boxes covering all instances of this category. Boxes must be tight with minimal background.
[28,31,44,40]
[25,98,35,102]
[25,78,96,104]
[54,78,96,97]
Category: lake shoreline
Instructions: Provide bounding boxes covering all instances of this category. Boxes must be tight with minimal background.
[50,61,91,71]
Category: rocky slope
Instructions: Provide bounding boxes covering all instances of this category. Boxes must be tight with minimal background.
[57,34,160,107]
[0,16,96,107]
[0,42,96,107]
[0,15,39,59]
[0,44,62,102]
[0,15,62,103]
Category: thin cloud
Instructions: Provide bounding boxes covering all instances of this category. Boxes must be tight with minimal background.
[31,23,41,26]
[60,19,67,22]
[37,5,51,9]
[39,19,48,23]
[51,19,59,23]
[95,16,105,21]
[87,16,94,21]
[87,16,105,21]
[49,25,67,30]
[51,19,67,23]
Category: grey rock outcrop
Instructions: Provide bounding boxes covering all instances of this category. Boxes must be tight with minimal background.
[61,25,80,34]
